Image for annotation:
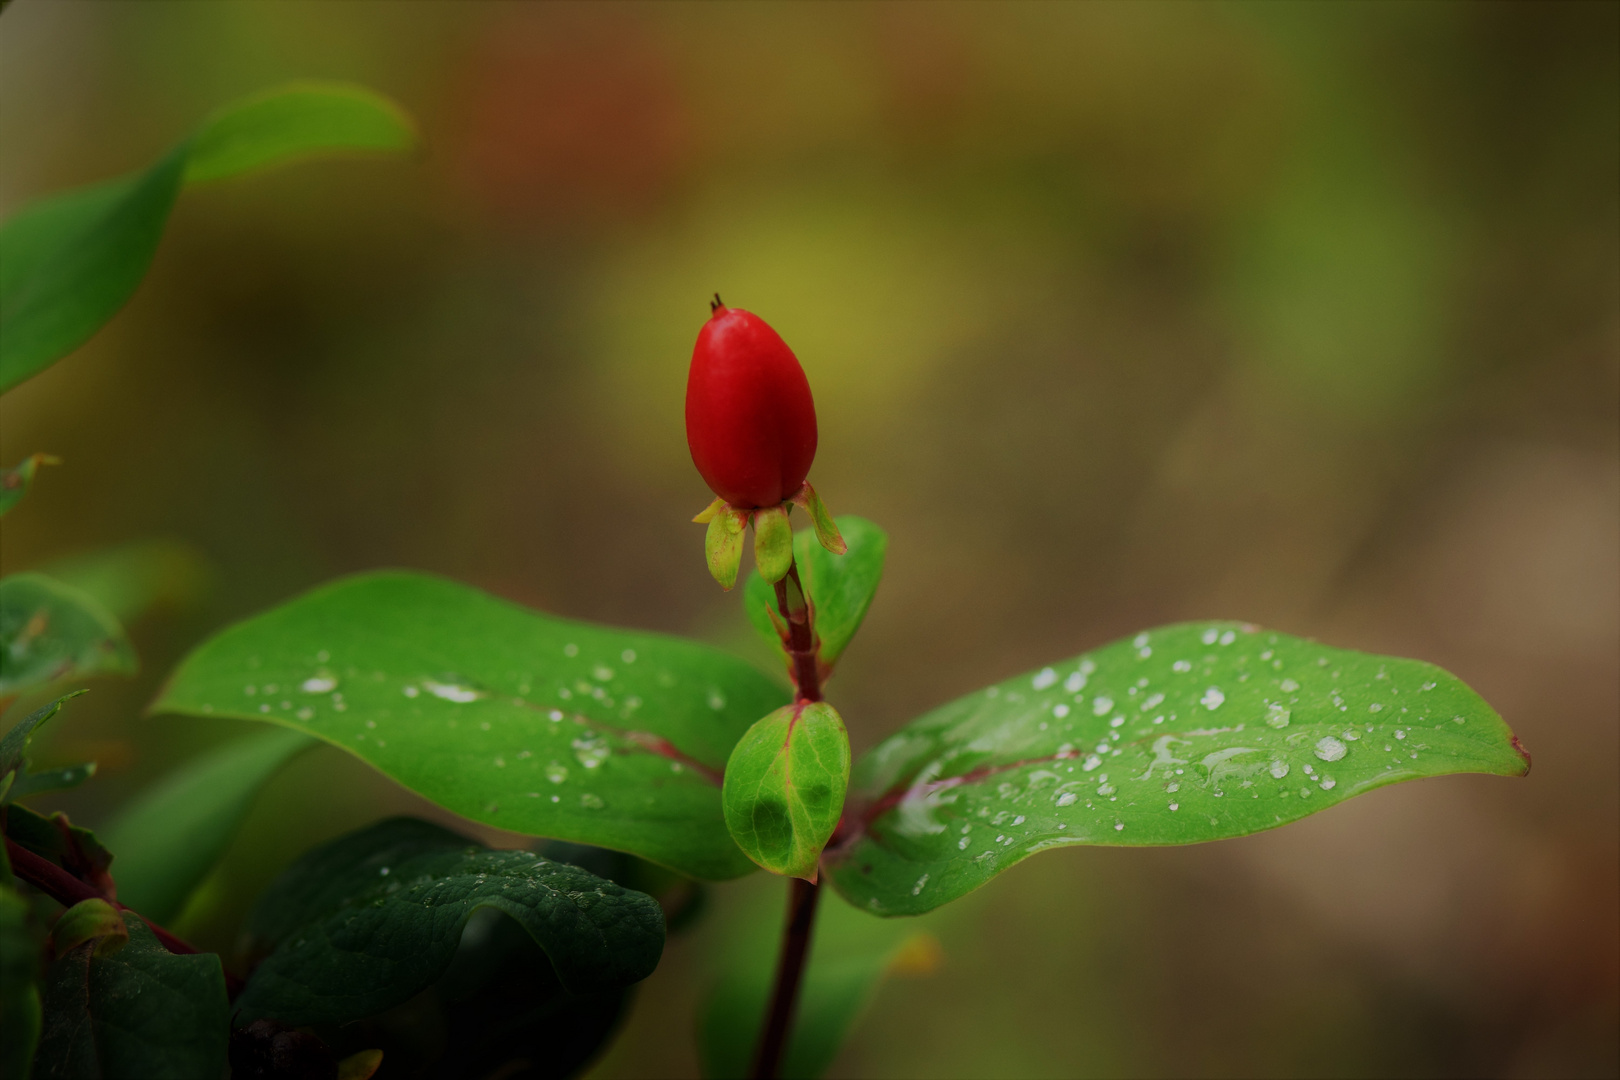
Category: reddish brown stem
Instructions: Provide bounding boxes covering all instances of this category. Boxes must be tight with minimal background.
[749,876,821,1080]
[5,837,242,993]
[773,561,821,704]
[751,552,827,1080]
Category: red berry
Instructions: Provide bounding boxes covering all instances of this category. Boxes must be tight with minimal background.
[685,299,818,509]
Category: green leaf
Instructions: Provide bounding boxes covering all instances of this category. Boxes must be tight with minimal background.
[826,622,1531,916]
[0,883,43,1080]
[236,817,664,1027]
[49,899,126,959]
[0,83,415,393]
[1,805,115,897]
[35,917,227,1079]
[753,506,794,584]
[183,82,416,185]
[705,506,748,591]
[723,702,851,880]
[7,762,95,802]
[101,728,315,923]
[430,907,631,1080]
[152,570,788,880]
[0,454,59,518]
[0,574,135,698]
[698,889,940,1080]
[745,516,887,673]
[45,539,211,625]
[0,692,87,781]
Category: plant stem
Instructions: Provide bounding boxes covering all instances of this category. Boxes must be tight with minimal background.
[750,875,822,1080]
[4,836,241,991]
[773,561,821,704]
[752,552,826,1080]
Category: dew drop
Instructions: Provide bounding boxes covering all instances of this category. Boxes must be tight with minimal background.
[1201,687,1226,710]
[1314,736,1347,762]
[1032,667,1057,690]
[1266,704,1291,729]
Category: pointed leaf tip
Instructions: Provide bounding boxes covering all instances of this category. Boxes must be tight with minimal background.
[791,483,846,555]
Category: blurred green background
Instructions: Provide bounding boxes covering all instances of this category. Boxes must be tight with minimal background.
[2,2,1615,1076]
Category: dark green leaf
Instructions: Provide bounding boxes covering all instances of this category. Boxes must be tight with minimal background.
[699,889,940,1080]
[1,805,115,897]
[827,622,1531,915]
[236,817,664,1027]
[723,703,850,880]
[153,570,788,880]
[0,453,58,518]
[0,882,43,1080]
[35,917,227,1080]
[0,575,135,698]
[0,83,415,393]
[101,728,315,923]
[744,516,887,672]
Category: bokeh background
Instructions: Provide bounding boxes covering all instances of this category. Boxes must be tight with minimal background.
[2,2,1616,1077]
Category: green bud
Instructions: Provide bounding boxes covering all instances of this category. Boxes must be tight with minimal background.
[752,504,794,584]
[704,505,749,590]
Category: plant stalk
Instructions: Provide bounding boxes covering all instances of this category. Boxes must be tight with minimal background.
[773,561,821,705]
[5,836,242,992]
[752,553,826,1080]
[750,875,822,1080]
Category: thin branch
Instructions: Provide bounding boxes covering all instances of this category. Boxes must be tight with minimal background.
[749,876,822,1080]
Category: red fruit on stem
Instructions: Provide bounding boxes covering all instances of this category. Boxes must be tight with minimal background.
[686,298,817,509]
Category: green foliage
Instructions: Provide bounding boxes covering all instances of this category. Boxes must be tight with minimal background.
[827,622,1531,915]
[235,817,664,1027]
[102,727,315,923]
[2,804,114,895]
[153,570,788,880]
[745,516,887,671]
[0,692,87,788]
[0,83,415,393]
[35,918,228,1080]
[0,454,58,518]
[6,762,96,802]
[723,702,851,880]
[699,890,939,1079]
[48,900,126,959]
[753,506,795,584]
[0,882,43,1080]
[0,575,135,698]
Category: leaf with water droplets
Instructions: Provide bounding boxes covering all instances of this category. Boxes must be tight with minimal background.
[102,727,317,922]
[152,571,788,880]
[35,917,228,1079]
[826,622,1530,916]
[0,574,135,698]
[236,817,664,1027]
[744,516,887,673]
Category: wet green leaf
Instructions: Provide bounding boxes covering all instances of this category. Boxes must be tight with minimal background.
[744,516,887,672]
[153,570,786,880]
[35,917,227,1079]
[0,83,415,393]
[827,622,1530,915]
[0,574,134,698]
[723,702,850,880]
[102,727,316,923]
[0,454,58,518]
[698,888,940,1080]
[236,817,664,1027]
